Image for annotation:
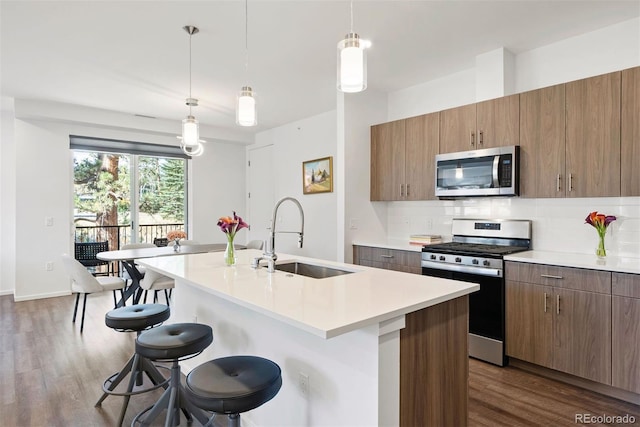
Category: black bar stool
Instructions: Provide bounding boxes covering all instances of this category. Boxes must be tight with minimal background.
[185,355,282,427]
[131,323,213,427]
[95,304,171,426]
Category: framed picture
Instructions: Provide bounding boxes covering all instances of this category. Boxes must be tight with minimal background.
[302,156,333,194]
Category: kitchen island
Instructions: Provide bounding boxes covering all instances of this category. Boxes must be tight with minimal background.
[138,249,479,427]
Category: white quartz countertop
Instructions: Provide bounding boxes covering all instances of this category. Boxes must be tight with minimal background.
[352,239,446,252]
[138,249,478,339]
[504,250,640,274]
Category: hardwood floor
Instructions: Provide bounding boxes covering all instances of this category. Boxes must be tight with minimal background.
[1,292,639,426]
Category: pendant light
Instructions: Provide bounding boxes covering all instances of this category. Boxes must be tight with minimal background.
[236,0,257,126]
[337,1,368,93]
[180,25,204,156]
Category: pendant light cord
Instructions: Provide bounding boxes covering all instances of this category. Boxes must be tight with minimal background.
[350,0,353,32]
[245,0,249,81]
[188,30,193,116]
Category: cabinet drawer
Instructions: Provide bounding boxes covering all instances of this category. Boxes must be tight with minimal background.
[505,262,611,294]
[353,245,421,272]
[613,272,640,298]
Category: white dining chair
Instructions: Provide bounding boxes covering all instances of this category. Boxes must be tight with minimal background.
[120,242,156,283]
[246,240,264,250]
[61,253,125,333]
[139,269,175,306]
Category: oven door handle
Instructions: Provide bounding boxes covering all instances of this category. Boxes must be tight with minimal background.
[421,260,503,277]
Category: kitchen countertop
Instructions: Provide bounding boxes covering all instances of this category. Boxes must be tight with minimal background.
[138,249,478,339]
[352,239,447,252]
[505,250,640,275]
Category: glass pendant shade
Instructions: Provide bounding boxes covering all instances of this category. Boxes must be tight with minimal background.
[182,115,199,147]
[236,86,257,127]
[337,33,367,93]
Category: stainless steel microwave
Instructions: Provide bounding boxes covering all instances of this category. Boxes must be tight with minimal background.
[435,146,519,197]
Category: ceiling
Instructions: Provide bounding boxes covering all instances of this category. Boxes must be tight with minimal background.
[1,1,639,140]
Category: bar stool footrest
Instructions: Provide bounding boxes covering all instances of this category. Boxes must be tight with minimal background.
[101,364,170,397]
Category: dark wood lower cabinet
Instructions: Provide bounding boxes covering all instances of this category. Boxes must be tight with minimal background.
[400,296,469,427]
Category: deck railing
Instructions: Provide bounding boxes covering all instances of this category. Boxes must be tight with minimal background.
[74,223,185,276]
[74,223,185,249]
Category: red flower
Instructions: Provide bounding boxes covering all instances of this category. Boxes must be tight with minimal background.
[217,211,250,238]
[585,211,616,236]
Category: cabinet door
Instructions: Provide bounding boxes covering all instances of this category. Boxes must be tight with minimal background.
[506,281,553,367]
[612,272,640,393]
[519,85,566,198]
[566,72,621,197]
[371,120,405,201]
[476,94,520,148]
[405,113,439,200]
[621,66,640,196]
[553,288,612,384]
[439,103,476,153]
[612,296,640,393]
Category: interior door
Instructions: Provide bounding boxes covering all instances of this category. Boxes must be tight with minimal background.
[248,145,275,246]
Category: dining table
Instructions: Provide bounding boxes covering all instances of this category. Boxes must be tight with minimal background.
[97,243,245,307]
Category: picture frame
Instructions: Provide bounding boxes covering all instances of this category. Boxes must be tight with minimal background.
[302,156,333,194]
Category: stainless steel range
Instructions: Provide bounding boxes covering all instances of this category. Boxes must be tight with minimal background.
[421,218,531,366]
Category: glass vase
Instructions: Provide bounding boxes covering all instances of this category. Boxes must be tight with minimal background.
[596,231,607,258]
[224,235,236,266]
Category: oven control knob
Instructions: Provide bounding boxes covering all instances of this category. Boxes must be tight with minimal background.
[455,257,462,263]
[483,260,490,266]
[430,254,436,260]
[472,259,479,265]
[439,256,446,261]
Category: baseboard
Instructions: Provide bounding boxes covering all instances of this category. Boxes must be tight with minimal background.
[13,290,71,302]
[0,289,14,296]
[509,358,640,405]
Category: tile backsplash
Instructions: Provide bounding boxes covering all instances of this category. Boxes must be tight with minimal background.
[387,197,640,258]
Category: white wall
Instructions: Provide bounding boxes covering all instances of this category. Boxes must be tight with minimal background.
[0,97,17,296]
[1,99,247,300]
[341,90,389,263]
[251,111,338,262]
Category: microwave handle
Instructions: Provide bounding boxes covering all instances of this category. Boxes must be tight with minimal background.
[492,155,500,187]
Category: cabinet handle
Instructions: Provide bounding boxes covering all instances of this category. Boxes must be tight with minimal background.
[556,174,561,192]
[380,254,394,259]
[544,292,548,313]
[400,184,404,197]
[406,184,410,197]
[478,130,484,146]
[470,131,475,147]
[540,274,563,280]
[556,294,560,314]
[568,173,573,192]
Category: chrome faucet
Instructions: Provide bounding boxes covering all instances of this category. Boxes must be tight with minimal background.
[264,196,304,262]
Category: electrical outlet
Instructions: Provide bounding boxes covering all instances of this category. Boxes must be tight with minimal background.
[45,217,54,227]
[192,315,197,323]
[298,372,309,396]
[45,262,54,271]
[426,218,434,230]
[349,218,358,230]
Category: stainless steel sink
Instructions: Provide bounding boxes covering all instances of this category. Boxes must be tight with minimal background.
[275,262,355,279]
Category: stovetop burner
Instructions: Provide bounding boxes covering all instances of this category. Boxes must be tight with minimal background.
[425,242,529,256]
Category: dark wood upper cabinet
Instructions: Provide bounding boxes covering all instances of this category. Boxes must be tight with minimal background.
[519,84,566,198]
[621,66,640,196]
[565,72,621,197]
[440,95,519,154]
[371,113,439,201]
